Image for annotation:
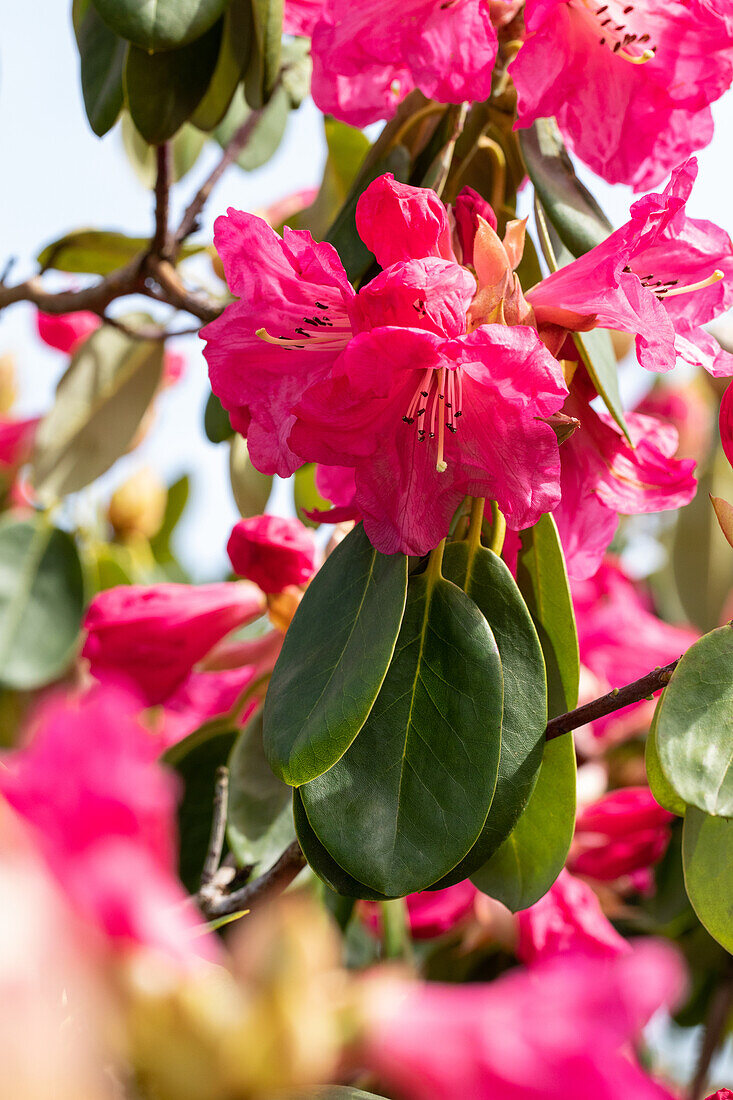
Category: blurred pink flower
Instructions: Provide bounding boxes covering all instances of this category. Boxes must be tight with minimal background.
[155,666,261,749]
[511,0,733,190]
[0,416,39,469]
[0,688,214,961]
[720,381,733,471]
[517,870,628,964]
[362,881,479,941]
[227,514,317,594]
[36,310,100,354]
[569,788,675,883]
[705,1091,733,1099]
[82,582,266,706]
[361,941,685,1099]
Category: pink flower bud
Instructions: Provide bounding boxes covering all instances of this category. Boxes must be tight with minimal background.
[362,881,479,941]
[227,515,317,594]
[36,310,100,354]
[517,870,628,965]
[569,787,674,883]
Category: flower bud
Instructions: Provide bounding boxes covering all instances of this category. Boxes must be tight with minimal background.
[108,468,167,540]
[227,515,317,594]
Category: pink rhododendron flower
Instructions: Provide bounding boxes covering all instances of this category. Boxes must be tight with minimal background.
[511,0,733,190]
[720,381,733,471]
[553,370,697,579]
[517,870,628,964]
[705,1092,733,1100]
[296,0,497,128]
[0,688,213,961]
[0,416,38,468]
[227,514,317,594]
[572,559,697,740]
[155,666,262,749]
[162,350,185,388]
[311,464,360,524]
[36,309,100,353]
[82,582,266,706]
[361,941,684,1099]
[569,788,675,882]
[362,881,479,941]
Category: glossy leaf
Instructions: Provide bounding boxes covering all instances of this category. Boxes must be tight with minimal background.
[0,517,84,690]
[520,118,612,258]
[656,626,733,817]
[31,323,164,501]
[227,710,295,873]
[435,541,546,886]
[165,726,238,894]
[573,328,631,441]
[471,732,577,912]
[263,523,408,786]
[122,118,206,187]
[645,705,686,817]
[294,790,389,901]
[91,0,229,51]
[229,435,273,517]
[125,21,222,145]
[243,0,284,109]
[73,0,126,136]
[300,574,503,896]
[214,84,290,172]
[682,806,733,953]
[517,513,579,717]
[191,0,254,130]
[37,228,202,274]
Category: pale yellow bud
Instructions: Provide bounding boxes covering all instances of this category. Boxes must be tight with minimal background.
[108,467,167,540]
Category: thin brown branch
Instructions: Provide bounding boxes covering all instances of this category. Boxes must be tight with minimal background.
[0,259,146,316]
[545,658,680,740]
[198,840,307,920]
[98,312,201,341]
[200,766,230,888]
[689,960,733,1100]
[152,143,172,258]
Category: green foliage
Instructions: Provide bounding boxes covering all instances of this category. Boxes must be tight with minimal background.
[149,475,191,565]
[573,328,631,440]
[435,541,546,886]
[656,626,733,817]
[294,463,331,527]
[645,707,686,817]
[37,228,202,274]
[263,524,408,786]
[122,119,206,187]
[229,435,273,517]
[214,84,290,170]
[471,732,577,911]
[204,391,234,444]
[682,806,733,953]
[31,323,164,501]
[293,789,389,901]
[91,0,230,51]
[243,0,284,109]
[0,516,84,690]
[299,574,503,896]
[292,119,372,240]
[73,0,126,137]
[191,0,254,130]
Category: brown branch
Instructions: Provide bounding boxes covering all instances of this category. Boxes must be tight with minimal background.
[545,658,680,741]
[198,840,306,920]
[200,766,230,888]
[689,960,733,1099]
[152,143,172,258]
[143,257,223,323]
[98,312,201,341]
[0,259,146,316]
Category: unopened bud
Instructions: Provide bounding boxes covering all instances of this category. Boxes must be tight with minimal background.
[108,467,167,540]
[0,355,17,415]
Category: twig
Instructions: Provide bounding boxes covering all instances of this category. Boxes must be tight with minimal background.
[0,259,146,316]
[98,312,201,341]
[152,143,172,258]
[198,840,307,920]
[689,961,733,1100]
[200,766,230,888]
[144,256,223,323]
[545,658,680,741]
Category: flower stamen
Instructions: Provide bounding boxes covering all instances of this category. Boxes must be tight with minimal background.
[403,366,463,473]
[660,270,725,298]
[576,0,656,64]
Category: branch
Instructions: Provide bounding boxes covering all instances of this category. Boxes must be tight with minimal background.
[545,658,680,741]
[0,259,146,316]
[152,143,172,258]
[198,840,306,920]
[143,256,223,323]
[200,766,229,888]
[689,960,733,1099]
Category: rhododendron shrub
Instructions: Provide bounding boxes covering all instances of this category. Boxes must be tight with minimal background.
[2,0,733,1097]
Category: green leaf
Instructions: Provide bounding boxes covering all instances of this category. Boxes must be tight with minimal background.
[229,435,273,517]
[73,0,126,136]
[37,228,202,275]
[471,732,577,911]
[682,806,733,953]
[520,118,612,258]
[91,0,229,51]
[87,541,136,591]
[204,391,234,444]
[435,541,546,886]
[191,0,254,130]
[263,524,408,785]
[243,0,284,109]
[656,626,733,817]
[291,118,370,240]
[125,20,222,145]
[214,84,290,171]
[517,513,579,717]
[149,475,190,564]
[31,323,165,501]
[0,516,84,690]
[165,726,238,894]
[294,789,389,901]
[300,574,503,896]
[645,704,686,817]
[122,117,206,187]
[294,463,331,528]
[573,328,631,441]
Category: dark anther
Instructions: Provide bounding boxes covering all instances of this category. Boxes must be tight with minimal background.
[314,301,327,309]
[421,390,429,397]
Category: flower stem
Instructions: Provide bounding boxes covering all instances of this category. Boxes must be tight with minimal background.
[426,538,446,586]
[467,497,486,558]
[489,501,506,555]
[380,898,410,960]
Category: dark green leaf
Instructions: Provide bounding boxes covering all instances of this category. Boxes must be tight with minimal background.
[229,435,273,517]
[125,21,222,145]
[300,574,503,896]
[214,84,290,171]
[92,0,229,50]
[573,328,631,441]
[122,117,206,186]
[37,228,202,274]
[165,726,238,894]
[682,806,733,953]
[517,513,579,717]
[263,524,408,785]
[227,709,295,873]
[520,118,612,258]
[656,626,733,817]
[31,323,165,500]
[471,732,577,911]
[73,0,126,136]
[0,517,84,690]
[204,391,234,443]
[645,705,686,817]
[191,0,254,130]
[243,0,284,109]
[294,789,389,901]
[434,541,546,886]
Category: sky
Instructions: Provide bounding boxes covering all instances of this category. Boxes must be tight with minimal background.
[3,3,733,581]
